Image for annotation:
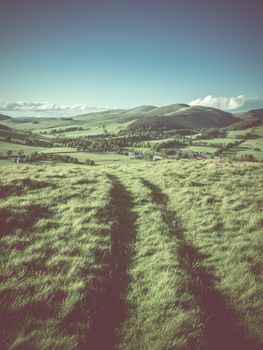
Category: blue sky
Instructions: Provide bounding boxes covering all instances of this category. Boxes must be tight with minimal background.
[0,0,263,116]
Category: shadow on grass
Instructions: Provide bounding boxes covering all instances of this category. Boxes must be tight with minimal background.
[179,243,262,350]
[142,179,262,350]
[0,207,56,349]
[0,178,56,198]
[0,204,52,237]
[80,175,136,350]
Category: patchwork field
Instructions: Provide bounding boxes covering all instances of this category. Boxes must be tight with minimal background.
[0,160,262,350]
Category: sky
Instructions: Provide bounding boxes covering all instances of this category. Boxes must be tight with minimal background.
[0,0,263,117]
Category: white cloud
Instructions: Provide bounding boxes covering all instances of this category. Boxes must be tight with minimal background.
[189,95,263,111]
[0,100,109,118]
[0,101,92,112]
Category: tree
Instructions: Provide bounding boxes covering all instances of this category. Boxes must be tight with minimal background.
[85,159,95,166]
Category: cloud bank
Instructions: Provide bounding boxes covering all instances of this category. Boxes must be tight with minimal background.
[189,95,263,111]
[0,101,107,118]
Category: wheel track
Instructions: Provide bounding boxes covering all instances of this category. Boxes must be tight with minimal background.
[142,178,262,350]
[83,174,136,350]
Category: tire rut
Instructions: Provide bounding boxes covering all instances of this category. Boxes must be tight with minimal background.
[141,178,262,350]
[84,175,136,350]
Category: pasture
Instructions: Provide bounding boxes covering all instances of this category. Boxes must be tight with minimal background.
[0,159,262,349]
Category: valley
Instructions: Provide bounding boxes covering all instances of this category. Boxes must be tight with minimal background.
[0,104,263,166]
[0,104,263,349]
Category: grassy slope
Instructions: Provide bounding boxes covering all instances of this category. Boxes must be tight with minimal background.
[0,140,145,166]
[0,141,50,155]
[1,106,261,143]
[221,126,263,160]
[128,106,237,130]
[1,118,81,131]
[0,160,263,350]
[0,166,116,349]
[1,116,134,140]
[75,104,237,131]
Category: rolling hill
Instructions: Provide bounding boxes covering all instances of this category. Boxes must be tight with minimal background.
[0,114,12,121]
[2,105,262,140]
[73,104,190,125]
[237,108,263,120]
[127,106,237,130]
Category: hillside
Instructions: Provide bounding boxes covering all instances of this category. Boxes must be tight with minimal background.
[128,106,237,130]
[0,114,12,121]
[141,103,190,116]
[73,104,237,131]
[1,106,263,144]
[73,104,189,124]
[0,160,262,349]
[237,108,263,120]
[0,124,11,131]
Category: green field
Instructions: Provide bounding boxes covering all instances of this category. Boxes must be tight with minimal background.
[0,160,262,350]
[1,117,132,139]
[173,145,218,153]
[0,140,145,166]
[0,141,49,156]
[55,151,139,165]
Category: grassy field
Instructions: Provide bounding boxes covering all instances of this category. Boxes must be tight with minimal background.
[0,159,262,350]
[44,151,140,165]
[0,141,50,156]
[174,145,218,153]
[1,117,132,139]
[0,140,144,166]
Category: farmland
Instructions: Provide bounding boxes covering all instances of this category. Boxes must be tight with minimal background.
[1,122,263,168]
[0,106,263,349]
[0,160,262,349]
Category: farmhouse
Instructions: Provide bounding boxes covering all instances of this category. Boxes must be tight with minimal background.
[153,155,163,161]
[9,156,21,163]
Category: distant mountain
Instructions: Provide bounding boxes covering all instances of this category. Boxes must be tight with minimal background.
[127,106,237,130]
[0,114,12,121]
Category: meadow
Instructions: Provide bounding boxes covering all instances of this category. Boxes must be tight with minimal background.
[0,159,262,350]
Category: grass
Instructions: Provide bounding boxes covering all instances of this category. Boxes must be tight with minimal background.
[0,166,116,349]
[192,137,236,145]
[0,141,146,166]
[0,141,49,156]
[0,159,263,349]
[54,152,135,165]
[174,145,218,153]
[2,117,132,139]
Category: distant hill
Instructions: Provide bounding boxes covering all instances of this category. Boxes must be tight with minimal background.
[69,105,263,131]
[237,108,263,120]
[73,104,189,124]
[123,105,157,115]
[127,106,237,130]
[0,114,12,121]
[229,108,263,130]
[142,104,190,117]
